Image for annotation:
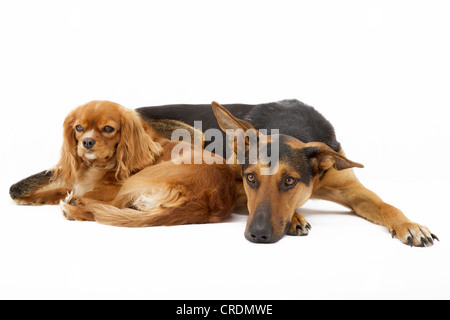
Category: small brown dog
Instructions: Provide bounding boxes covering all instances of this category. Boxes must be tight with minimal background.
[13,101,236,227]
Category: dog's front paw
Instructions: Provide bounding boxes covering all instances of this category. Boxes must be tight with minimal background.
[63,191,79,206]
[60,191,75,220]
[60,192,94,222]
[390,222,438,247]
[60,201,75,221]
[287,212,311,236]
[60,191,84,221]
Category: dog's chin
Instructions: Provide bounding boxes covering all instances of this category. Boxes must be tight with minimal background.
[83,153,98,161]
[80,152,115,168]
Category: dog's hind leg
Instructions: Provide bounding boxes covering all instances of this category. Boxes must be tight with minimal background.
[312,167,438,247]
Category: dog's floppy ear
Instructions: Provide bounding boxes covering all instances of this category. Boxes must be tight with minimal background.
[115,109,162,180]
[303,142,364,172]
[53,108,82,184]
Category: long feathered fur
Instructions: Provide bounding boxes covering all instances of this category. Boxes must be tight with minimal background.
[52,102,162,185]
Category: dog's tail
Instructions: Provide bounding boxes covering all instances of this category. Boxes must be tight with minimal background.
[78,176,236,228]
[61,162,237,227]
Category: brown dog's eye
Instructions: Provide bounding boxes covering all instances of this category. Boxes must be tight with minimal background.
[75,125,84,132]
[103,126,115,133]
[246,174,256,184]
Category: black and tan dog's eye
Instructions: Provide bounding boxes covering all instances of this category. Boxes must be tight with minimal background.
[284,177,298,188]
[75,125,84,132]
[103,126,115,133]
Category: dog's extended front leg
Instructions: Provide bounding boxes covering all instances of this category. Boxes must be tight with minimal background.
[17,187,73,206]
[9,170,53,204]
[312,169,438,247]
[10,169,73,206]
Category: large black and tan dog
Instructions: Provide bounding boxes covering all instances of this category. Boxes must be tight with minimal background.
[10,99,437,247]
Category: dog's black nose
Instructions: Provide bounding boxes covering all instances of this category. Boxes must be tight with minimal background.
[247,222,273,243]
[83,138,96,150]
[248,229,273,243]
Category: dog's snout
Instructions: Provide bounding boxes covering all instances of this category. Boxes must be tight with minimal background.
[83,138,96,150]
[246,205,274,243]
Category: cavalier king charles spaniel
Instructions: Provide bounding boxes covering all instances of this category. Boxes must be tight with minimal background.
[13,101,236,227]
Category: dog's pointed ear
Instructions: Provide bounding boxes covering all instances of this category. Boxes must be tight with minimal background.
[211,101,256,132]
[303,142,364,172]
[211,101,260,161]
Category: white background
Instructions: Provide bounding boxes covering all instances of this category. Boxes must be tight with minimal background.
[1,0,449,300]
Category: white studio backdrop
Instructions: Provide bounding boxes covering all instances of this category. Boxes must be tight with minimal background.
[0,0,449,299]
